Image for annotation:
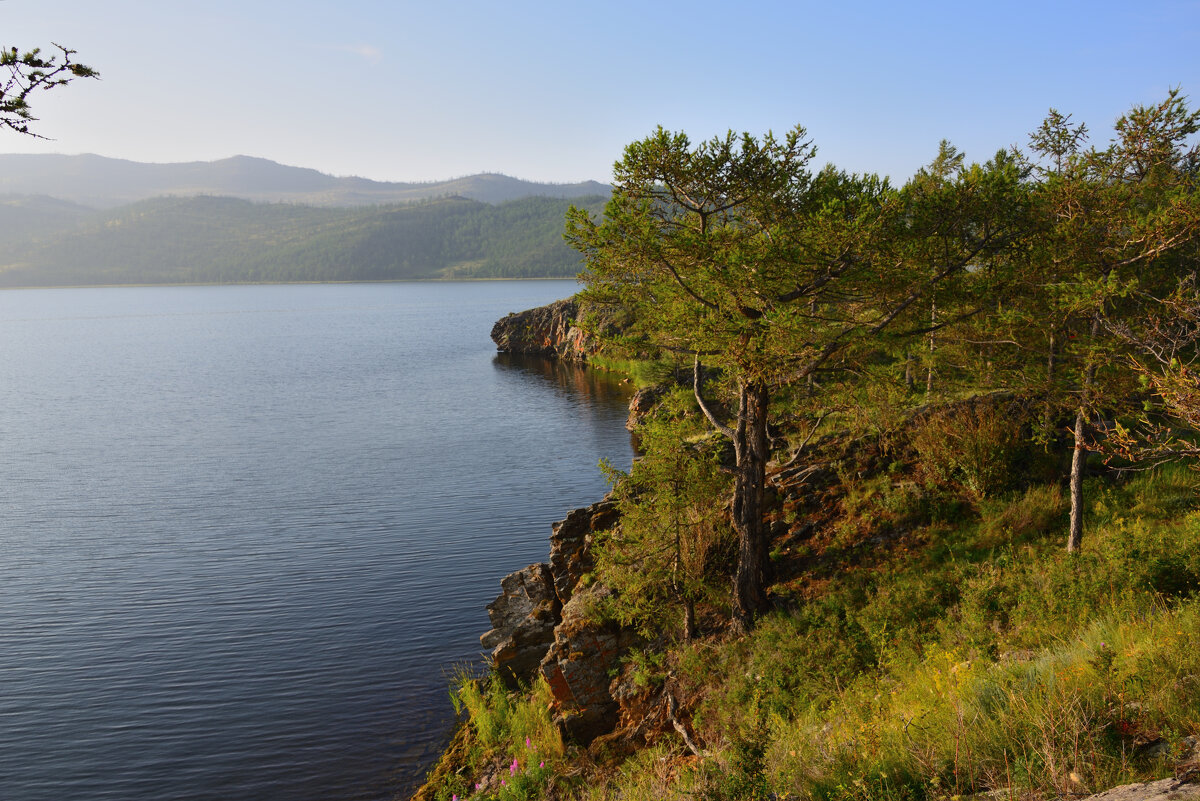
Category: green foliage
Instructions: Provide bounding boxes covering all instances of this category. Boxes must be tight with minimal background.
[594,404,732,639]
[624,648,668,689]
[567,125,919,390]
[698,692,772,801]
[1,43,97,137]
[439,674,565,801]
[568,121,1031,629]
[454,674,562,759]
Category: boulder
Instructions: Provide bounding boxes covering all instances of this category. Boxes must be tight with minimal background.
[479,562,560,687]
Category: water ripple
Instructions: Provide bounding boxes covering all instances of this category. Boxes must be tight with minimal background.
[0,282,633,801]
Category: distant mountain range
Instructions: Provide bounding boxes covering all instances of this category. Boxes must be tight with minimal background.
[0,153,612,208]
[0,155,613,286]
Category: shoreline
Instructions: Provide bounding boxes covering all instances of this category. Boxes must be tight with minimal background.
[406,298,633,800]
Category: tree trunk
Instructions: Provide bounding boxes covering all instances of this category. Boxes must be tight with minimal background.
[731,379,770,634]
[672,514,695,641]
[1067,405,1087,552]
[1041,330,1058,443]
[1067,315,1101,553]
[926,296,937,397]
[1047,331,1058,382]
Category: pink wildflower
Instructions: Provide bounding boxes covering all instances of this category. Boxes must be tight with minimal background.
[525,736,532,749]
[539,760,545,768]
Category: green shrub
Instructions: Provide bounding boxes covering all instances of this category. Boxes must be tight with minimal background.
[912,401,1026,501]
[594,412,732,639]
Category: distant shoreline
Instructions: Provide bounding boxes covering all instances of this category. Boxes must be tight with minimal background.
[0,276,582,291]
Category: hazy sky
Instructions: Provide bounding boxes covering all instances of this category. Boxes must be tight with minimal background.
[3,0,1198,184]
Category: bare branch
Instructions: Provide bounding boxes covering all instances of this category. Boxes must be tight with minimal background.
[694,354,735,440]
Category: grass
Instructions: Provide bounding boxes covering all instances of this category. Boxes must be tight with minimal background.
[679,463,1200,801]
[767,600,1200,800]
[425,675,565,801]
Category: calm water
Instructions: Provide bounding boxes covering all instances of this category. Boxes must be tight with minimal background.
[0,282,634,801]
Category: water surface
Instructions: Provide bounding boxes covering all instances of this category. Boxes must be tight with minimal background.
[0,281,633,800]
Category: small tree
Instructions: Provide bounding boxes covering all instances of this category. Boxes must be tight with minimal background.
[568,126,885,632]
[1,43,97,137]
[886,142,1032,401]
[597,408,731,640]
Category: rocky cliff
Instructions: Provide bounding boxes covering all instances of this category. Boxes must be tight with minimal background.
[490,298,594,361]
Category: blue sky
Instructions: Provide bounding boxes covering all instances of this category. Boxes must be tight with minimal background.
[3,0,1198,184]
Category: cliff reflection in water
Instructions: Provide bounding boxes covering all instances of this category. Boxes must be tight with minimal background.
[492,353,635,440]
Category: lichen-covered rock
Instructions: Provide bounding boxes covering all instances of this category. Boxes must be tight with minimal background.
[1078,778,1200,801]
[548,499,617,605]
[538,583,641,745]
[480,562,560,687]
[490,298,594,361]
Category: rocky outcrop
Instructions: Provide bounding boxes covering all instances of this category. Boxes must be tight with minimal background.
[538,583,641,744]
[625,384,665,431]
[548,500,617,605]
[479,499,619,682]
[490,298,594,361]
[479,563,560,686]
[479,497,635,744]
[491,295,633,363]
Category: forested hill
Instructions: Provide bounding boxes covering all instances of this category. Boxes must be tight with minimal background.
[0,154,613,208]
[0,193,608,287]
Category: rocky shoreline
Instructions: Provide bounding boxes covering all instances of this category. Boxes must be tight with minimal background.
[480,297,647,746]
[479,498,638,744]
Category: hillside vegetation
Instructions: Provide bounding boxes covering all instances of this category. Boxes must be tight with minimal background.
[415,91,1200,801]
[0,193,608,286]
[427,408,1200,801]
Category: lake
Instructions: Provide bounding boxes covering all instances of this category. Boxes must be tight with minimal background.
[0,281,634,801]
